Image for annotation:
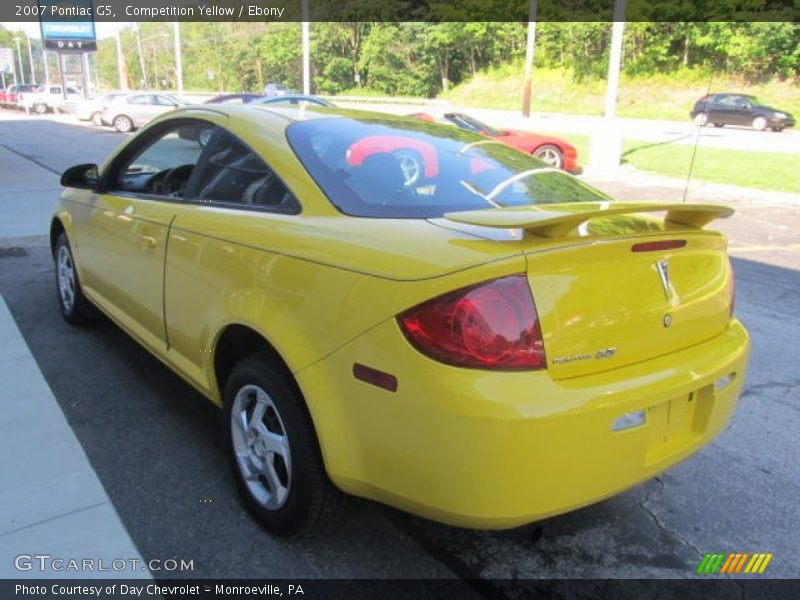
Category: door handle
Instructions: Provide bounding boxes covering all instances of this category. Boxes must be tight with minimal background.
[137,234,158,248]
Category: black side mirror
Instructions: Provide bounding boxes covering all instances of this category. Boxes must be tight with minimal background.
[61,164,99,190]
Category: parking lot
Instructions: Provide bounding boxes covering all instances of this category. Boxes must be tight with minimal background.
[0,108,798,587]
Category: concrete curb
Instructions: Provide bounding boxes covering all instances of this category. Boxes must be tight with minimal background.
[0,294,150,579]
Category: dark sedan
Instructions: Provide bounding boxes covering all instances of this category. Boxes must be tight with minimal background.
[690,93,795,131]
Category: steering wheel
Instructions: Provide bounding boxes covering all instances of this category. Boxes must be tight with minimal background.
[160,164,195,197]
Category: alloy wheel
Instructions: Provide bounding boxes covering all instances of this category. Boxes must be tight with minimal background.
[393,150,422,187]
[56,245,76,313]
[231,384,292,510]
[534,146,564,169]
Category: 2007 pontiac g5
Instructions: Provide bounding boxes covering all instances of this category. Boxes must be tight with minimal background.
[52,104,749,535]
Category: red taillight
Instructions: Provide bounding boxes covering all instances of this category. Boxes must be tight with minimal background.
[631,240,687,252]
[398,275,546,370]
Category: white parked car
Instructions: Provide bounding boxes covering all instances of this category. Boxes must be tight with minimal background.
[74,92,128,125]
[100,92,184,132]
[19,84,83,114]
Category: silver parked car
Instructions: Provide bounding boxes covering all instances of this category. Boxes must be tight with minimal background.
[74,92,128,125]
[101,92,184,132]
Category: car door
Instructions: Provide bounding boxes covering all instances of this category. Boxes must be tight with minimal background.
[70,119,210,356]
[705,94,730,124]
[162,124,301,393]
[121,94,150,126]
[730,95,754,126]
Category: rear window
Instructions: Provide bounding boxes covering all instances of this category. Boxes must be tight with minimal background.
[286,117,607,218]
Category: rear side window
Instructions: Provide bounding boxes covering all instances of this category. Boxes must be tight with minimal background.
[191,128,300,213]
[286,117,609,218]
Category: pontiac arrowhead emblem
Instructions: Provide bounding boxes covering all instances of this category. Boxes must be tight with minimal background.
[655,259,672,302]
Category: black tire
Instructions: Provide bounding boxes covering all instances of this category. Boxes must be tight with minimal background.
[770,126,784,132]
[54,232,95,326]
[223,353,346,536]
[113,114,134,133]
[713,122,725,128]
[33,103,47,115]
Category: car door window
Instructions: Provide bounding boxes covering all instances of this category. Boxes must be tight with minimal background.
[106,121,208,199]
[189,127,300,213]
[127,95,150,105]
[153,95,177,107]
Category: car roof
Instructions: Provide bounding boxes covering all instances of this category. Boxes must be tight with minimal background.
[168,102,396,126]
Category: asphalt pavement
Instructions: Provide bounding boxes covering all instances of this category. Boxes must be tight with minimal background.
[0,109,798,587]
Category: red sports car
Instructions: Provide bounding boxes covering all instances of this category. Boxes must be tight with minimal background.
[411,112,580,173]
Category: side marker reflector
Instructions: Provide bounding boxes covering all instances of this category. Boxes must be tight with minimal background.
[353,363,398,393]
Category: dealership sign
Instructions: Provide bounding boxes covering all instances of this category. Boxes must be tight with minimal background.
[38,0,97,53]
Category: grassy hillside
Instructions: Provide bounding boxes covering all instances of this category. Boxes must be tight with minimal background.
[440,63,800,121]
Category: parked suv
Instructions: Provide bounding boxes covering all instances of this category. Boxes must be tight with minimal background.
[690,93,795,132]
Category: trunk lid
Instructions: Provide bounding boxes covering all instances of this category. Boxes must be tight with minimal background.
[443,202,735,379]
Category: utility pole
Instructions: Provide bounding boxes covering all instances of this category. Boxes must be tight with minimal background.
[587,0,627,173]
[57,52,68,99]
[301,0,310,94]
[521,0,538,118]
[82,53,91,97]
[15,37,24,84]
[42,44,50,85]
[27,36,36,84]
[173,22,183,94]
[604,17,625,119]
[133,23,148,90]
[115,29,128,90]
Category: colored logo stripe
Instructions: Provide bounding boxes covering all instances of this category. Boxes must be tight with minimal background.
[697,553,773,574]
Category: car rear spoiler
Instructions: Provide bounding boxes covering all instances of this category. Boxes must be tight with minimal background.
[443,202,734,238]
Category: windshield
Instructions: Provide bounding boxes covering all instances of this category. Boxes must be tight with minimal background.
[445,113,503,137]
[286,116,608,218]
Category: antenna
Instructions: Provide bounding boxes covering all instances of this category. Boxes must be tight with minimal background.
[683,71,715,203]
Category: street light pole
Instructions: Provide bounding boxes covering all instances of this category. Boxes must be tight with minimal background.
[173,22,183,94]
[133,23,148,90]
[301,0,310,95]
[27,36,36,84]
[115,29,127,90]
[15,37,24,84]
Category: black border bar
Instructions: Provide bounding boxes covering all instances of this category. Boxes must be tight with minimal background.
[3,0,800,23]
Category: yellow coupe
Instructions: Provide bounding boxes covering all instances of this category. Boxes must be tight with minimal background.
[51,105,749,535]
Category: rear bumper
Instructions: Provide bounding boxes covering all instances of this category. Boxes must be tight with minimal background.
[297,319,750,529]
